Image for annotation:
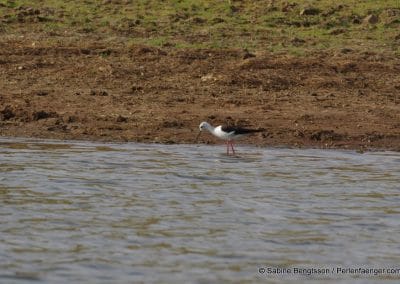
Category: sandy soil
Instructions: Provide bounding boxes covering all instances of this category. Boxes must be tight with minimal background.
[1,37,399,151]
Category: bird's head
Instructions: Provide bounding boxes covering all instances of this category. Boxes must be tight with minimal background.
[199,121,209,131]
[196,121,211,142]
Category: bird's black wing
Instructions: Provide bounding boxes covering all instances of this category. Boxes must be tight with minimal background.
[221,125,264,135]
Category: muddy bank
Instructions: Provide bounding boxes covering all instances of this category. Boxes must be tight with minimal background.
[1,40,399,151]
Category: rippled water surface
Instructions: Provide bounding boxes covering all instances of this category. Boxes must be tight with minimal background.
[1,138,400,283]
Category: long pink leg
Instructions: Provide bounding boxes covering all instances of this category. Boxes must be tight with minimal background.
[230,141,236,155]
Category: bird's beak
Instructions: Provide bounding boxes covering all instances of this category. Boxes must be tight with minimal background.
[195,131,201,143]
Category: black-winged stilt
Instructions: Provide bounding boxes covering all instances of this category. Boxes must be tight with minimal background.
[196,121,263,155]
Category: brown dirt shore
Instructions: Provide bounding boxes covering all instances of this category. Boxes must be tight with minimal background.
[1,38,399,151]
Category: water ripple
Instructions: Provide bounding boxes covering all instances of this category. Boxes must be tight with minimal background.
[0,138,399,283]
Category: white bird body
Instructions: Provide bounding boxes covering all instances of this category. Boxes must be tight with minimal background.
[204,124,237,140]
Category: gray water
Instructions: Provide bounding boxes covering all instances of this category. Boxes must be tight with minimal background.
[0,137,399,284]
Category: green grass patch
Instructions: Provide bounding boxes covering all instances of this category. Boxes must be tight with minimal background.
[0,0,398,54]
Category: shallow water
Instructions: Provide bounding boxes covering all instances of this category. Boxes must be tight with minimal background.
[0,138,399,283]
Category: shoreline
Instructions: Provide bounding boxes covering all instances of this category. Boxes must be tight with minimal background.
[1,133,399,153]
[1,42,399,152]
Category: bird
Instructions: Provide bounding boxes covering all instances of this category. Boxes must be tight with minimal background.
[195,121,263,155]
